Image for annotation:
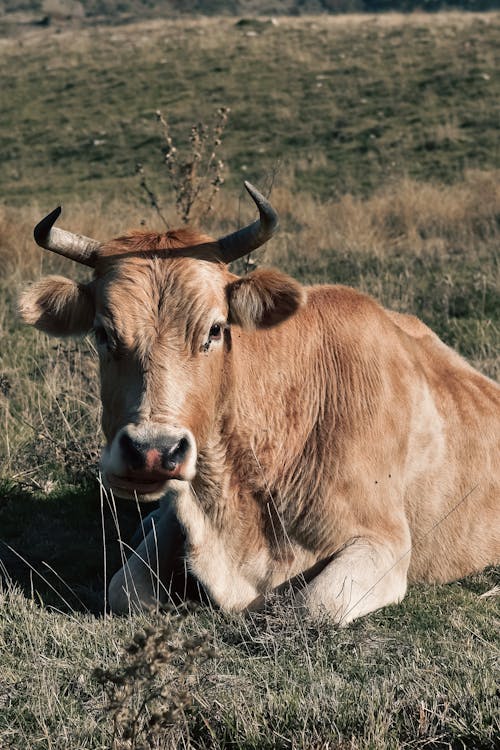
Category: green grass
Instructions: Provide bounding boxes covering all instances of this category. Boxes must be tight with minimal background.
[2,14,500,206]
[0,571,498,749]
[0,11,499,750]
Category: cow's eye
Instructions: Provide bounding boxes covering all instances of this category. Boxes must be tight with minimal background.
[94,325,109,348]
[202,323,224,352]
[209,324,222,342]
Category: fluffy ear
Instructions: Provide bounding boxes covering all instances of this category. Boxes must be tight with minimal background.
[18,276,94,337]
[227,268,304,329]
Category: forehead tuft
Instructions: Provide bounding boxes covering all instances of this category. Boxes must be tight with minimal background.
[97,228,217,264]
[94,228,227,296]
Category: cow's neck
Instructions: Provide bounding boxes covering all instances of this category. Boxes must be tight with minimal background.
[183,289,388,599]
[226,323,329,490]
[191,313,344,549]
[183,319,327,601]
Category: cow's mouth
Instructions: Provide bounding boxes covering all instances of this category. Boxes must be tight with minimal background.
[107,470,180,498]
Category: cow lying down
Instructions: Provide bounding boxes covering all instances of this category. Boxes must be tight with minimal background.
[20,183,500,625]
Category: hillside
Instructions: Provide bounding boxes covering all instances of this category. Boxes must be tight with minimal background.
[2,0,500,24]
[2,13,500,208]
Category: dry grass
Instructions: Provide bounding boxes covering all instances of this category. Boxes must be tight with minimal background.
[0,572,498,749]
[94,607,215,749]
[7,168,499,276]
[2,170,499,492]
[265,168,500,259]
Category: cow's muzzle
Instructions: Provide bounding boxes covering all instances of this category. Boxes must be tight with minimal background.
[119,432,191,474]
[102,425,197,501]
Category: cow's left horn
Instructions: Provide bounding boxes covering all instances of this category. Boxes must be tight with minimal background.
[217,181,279,263]
[33,207,101,267]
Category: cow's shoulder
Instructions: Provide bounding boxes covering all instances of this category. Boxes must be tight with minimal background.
[302,284,413,356]
[305,286,435,343]
[385,310,436,341]
[304,284,391,328]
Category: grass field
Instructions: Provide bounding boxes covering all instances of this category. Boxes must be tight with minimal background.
[2,12,500,205]
[0,11,499,749]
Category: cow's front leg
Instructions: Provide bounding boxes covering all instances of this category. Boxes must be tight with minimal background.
[108,500,187,614]
[298,533,410,625]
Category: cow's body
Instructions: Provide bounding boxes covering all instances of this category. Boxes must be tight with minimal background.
[21,185,500,624]
[108,283,500,622]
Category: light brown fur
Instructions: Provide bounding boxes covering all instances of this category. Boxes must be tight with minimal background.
[20,228,500,622]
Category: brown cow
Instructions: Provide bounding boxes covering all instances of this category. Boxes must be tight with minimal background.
[20,183,500,624]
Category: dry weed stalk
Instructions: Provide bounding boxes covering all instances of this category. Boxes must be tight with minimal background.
[138,107,229,227]
[94,606,214,750]
[136,164,169,230]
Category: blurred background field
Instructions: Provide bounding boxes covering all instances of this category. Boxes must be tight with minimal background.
[1,12,500,203]
[0,9,499,749]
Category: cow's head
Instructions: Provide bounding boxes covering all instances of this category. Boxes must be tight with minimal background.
[20,183,303,501]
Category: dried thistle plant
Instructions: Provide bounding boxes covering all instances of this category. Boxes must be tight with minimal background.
[93,606,215,749]
[138,107,229,228]
[136,163,169,230]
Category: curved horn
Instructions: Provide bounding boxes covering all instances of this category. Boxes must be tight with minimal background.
[217,181,279,263]
[33,207,101,267]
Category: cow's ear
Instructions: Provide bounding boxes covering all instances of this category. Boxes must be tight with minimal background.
[19,276,94,337]
[227,268,304,329]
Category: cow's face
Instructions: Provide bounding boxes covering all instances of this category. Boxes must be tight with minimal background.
[20,229,302,501]
[94,245,230,500]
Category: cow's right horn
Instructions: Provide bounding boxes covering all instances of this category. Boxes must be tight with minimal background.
[217,181,279,264]
[33,207,101,267]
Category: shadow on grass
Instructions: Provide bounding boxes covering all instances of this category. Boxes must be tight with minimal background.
[0,478,497,627]
[0,479,150,615]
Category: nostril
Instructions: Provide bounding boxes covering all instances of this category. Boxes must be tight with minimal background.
[119,432,144,471]
[162,436,190,472]
[176,437,190,458]
[163,449,177,471]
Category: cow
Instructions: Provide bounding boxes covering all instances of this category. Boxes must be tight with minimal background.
[20,183,500,624]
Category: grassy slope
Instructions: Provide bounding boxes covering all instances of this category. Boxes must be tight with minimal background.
[0,12,499,750]
[1,14,500,206]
